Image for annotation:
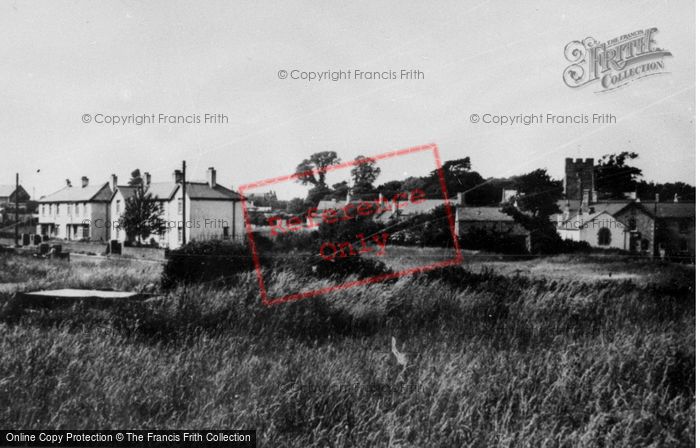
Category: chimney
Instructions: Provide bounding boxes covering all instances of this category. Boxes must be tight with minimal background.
[591,190,598,203]
[81,176,89,188]
[173,169,183,184]
[66,179,72,187]
[144,172,151,186]
[674,193,679,203]
[655,193,660,203]
[207,167,216,188]
[110,174,118,191]
[457,192,466,206]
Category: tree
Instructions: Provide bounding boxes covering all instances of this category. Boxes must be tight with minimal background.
[509,169,561,218]
[286,198,307,215]
[501,169,562,254]
[636,180,695,201]
[330,181,350,200]
[595,152,643,199]
[295,151,341,189]
[421,156,493,203]
[376,180,403,199]
[350,155,381,195]
[128,169,144,187]
[118,186,164,245]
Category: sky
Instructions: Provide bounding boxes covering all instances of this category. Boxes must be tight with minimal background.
[0,0,695,200]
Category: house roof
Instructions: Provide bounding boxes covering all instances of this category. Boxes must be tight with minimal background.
[640,202,695,219]
[39,183,112,203]
[317,199,344,211]
[317,197,453,216]
[556,200,634,217]
[557,199,694,220]
[457,206,514,222]
[113,182,243,202]
[395,199,454,215]
[179,182,243,200]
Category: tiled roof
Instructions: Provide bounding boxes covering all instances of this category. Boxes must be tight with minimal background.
[557,199,694,220]
[641,202,695,219]
[39,183,112,203]
[182,182,243,200]
[457,206,514,222]
[556,200,634,217]
[114,182,242,202]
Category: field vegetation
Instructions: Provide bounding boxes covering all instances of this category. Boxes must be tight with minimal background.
[0,250,694,447]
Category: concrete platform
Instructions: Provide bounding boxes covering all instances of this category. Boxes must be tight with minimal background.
[20,288,143,307]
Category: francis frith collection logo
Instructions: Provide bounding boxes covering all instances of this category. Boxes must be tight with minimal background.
[563,28,672,92]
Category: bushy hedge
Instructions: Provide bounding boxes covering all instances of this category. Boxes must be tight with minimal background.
[161,239,263,289]
[460,228,528,254]
[388,205,455,248]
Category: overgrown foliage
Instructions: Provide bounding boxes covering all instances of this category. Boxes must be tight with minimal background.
[161,239,260,289]
[0,252,694,446]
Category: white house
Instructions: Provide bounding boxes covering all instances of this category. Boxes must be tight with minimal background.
[557,210,629,249]
[36,177,112,241]
[109,167,245,248]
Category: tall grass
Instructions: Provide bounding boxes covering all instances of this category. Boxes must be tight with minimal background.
[0,253,694,447]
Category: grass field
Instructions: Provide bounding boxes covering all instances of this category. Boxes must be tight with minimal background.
[0,249,694,447]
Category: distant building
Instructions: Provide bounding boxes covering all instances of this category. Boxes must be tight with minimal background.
[454,206,525,236]
[555,158,695,259]
[0,184,30,207]
[557,208,628,249]
[36,177,112,240]
[109,167,245,248]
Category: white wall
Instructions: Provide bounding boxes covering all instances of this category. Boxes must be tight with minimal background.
[560,212,628,249]
[106,186,244,248]
[37,200,108,241]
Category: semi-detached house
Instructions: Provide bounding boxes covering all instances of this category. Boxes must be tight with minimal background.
[36,177,112,241]
[110,167,245,248]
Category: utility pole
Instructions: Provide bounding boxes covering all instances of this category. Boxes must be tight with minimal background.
[14,173,19,246]
[181,160,186,245]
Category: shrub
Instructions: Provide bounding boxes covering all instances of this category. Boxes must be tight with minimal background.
[388,205,455,248]
[270,231,319,252]
[460,228,528,254]
[273,251,392,281]
[161,239,262,289]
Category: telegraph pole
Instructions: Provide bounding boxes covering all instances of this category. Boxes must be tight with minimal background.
[14,173,19,246]
[181,160,186,245]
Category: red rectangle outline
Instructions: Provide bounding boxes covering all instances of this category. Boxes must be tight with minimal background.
[239,143,463,306]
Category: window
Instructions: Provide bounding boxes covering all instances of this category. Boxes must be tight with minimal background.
[41,205,45,215]
[223,226,229,239]
[178,198,183,214]
[56,204,60,216]
[75,204,79,214]
[641,239,649,251]
[116,200,121,213]
[627,216,636,231]
[597,227,611,246]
